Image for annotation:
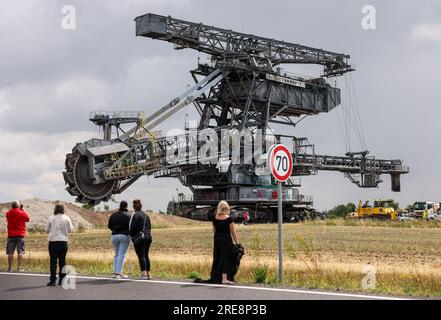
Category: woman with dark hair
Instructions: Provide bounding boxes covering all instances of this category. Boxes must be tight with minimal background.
[129,199,152,280]
[45,203,73,286]
[108,200,131,279]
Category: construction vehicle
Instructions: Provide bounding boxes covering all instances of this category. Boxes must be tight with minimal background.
[355,199,397,220]
[62,13,409,222]
[409,201,440,219]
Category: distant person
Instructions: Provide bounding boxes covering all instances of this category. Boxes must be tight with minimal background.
[129,199,152,280]
[5,200,30,272]
[45,203,73,286]
[108,201,131,279]
[210,200,239,284]
[243,211,250,225]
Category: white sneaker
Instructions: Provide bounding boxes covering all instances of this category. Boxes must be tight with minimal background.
[112,273,117,278]
[17,268,24,273]
[118,274,129,279]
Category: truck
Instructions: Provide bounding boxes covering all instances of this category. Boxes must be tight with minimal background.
[354,199,397,221]
[410,201,440,219]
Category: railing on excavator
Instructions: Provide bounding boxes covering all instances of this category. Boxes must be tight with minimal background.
[293,153,409,174]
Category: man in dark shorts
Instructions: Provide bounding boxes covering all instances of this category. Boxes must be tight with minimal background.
[5,200,30,272]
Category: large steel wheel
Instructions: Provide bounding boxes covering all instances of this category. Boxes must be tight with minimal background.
[63,145,117,205]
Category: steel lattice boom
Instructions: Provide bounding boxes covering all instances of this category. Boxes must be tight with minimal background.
[135,14,354,76]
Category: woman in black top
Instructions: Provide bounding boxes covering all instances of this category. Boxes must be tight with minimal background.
[108,201,131,279]
[129,199,152,280]
[210,200,239,284]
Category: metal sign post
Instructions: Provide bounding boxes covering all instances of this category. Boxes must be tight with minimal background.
[277,180,283,283]
[268,144,293,284]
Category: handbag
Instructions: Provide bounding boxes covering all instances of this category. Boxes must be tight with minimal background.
[131,213,147,244]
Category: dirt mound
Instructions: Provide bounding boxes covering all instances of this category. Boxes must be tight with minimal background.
[0,199,206,231]
[0,198,92,231]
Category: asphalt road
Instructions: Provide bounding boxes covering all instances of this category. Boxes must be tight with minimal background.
[0,272,405,300]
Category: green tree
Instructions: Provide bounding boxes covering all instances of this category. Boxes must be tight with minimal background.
[82,203,95,211]
[328,202,356,218]
[103,205,110,211]
[346,202,356,212]
[390,201,399,210]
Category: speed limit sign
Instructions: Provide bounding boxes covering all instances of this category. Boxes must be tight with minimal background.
[268,144,293,182]
[268,143,293,283]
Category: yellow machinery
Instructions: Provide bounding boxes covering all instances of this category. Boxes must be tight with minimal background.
[355,199,397,221]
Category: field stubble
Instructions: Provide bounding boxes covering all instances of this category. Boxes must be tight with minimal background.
[1,220,441,297]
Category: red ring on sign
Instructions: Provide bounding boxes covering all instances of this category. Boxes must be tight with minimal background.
[269,144,293,182]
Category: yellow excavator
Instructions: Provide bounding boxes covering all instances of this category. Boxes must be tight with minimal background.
[352,199,397,221]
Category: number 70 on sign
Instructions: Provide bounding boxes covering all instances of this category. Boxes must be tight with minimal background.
[268,144,293,182]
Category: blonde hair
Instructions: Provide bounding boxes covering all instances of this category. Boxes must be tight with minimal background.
[216,200,230,216]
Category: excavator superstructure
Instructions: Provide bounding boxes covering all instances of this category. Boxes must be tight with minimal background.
[63,14,409,221]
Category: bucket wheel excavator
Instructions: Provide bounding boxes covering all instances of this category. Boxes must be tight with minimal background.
[63,13,409,221]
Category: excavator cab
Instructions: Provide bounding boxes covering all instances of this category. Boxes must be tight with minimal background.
[374,199,394,208]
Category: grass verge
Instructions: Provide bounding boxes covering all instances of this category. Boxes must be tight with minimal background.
[1,252,440,297]
[1,223,441,297]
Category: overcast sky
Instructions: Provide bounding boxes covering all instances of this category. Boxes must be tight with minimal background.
[1,0,440,211]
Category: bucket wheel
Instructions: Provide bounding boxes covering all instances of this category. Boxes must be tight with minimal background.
[63,145,117,205]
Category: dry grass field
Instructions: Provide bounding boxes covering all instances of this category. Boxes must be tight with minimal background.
[1,219,441,297]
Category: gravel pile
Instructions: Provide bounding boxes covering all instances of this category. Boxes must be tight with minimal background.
[0,198,92,231]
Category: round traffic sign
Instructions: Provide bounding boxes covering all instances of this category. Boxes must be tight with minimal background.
[268,144,293,182]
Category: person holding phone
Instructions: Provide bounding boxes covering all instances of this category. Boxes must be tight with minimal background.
[5,200,30,272]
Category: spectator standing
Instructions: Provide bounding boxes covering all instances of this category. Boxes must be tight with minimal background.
[45,203,73,286]
[210,200,239,284]
[129,199,152,280]
[5,200,30,272]
[108,201,131,279]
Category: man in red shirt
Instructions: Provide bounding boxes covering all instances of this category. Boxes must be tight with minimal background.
[5,200,30,272]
